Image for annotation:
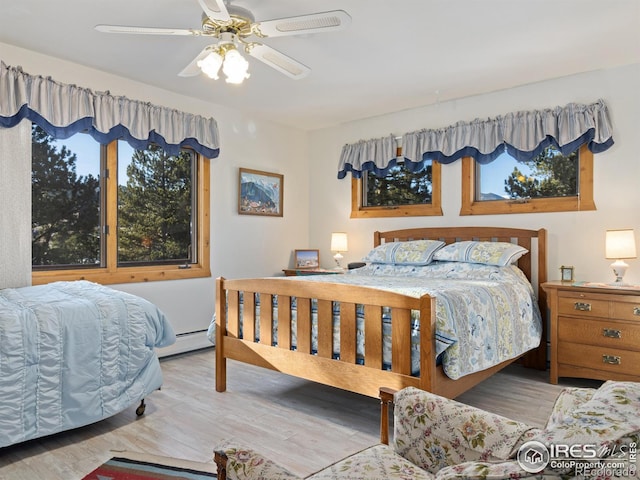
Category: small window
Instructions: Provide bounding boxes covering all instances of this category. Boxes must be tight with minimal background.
[461,145,595,215]
[351,160,442,218]
[31,125,210,285]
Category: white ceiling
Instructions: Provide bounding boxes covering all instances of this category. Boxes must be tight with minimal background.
[1,0,638,131]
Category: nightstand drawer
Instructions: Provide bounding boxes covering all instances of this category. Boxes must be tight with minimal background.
[558,341,640,377]
[611,299,640,321]
[558,294,608,318]
[558,316,640,351]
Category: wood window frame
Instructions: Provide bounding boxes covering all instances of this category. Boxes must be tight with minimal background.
[350,160,443,218]
[460,145,595,215]
[32,142,211,286]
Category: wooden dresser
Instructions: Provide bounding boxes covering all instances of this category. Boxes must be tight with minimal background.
[542,281,640,384]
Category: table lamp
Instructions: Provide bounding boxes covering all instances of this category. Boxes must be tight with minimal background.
[605,229,637,284]
[330,232,348,269]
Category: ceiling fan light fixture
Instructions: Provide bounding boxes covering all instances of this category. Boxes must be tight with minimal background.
[197,51,223,79]
[97,2,351,84]
[222,48,250,84]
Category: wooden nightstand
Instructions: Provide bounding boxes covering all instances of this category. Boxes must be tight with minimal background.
[282,268,344,276]
[542,281,640,384]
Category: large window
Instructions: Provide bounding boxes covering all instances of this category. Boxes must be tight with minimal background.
[31,125,210,285]
[461,145,595,215]
[116,141,196,266]
[351,160,442,218]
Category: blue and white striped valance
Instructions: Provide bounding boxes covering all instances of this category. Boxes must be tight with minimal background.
[0,62,220,158]
[338,99,614,179]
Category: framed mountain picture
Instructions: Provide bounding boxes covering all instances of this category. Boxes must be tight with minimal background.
[238,168,284,217]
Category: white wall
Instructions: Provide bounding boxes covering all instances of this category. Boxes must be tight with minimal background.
[309,64,640,285]
[0,43,310,338]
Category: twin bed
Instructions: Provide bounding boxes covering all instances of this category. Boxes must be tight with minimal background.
[0,280,175,448]
[215,226,547,399]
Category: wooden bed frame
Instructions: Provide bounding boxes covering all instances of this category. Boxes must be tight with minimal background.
[215,226,547,399]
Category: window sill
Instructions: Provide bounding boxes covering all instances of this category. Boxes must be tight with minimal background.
[351,205,443,218]
[460,196,596,215]
[32,264,211,286]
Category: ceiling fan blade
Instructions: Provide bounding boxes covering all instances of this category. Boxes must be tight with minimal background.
[178,46,215,77]
[95,24,199,36]
[253,10,351,38]
[197,0,230,22]
[247,44,310,80]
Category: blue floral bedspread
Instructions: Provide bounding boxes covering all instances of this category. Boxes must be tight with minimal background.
[294,262,542,380]
[0,280,175,447]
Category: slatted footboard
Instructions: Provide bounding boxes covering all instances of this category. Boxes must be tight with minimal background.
[215,277,438,398]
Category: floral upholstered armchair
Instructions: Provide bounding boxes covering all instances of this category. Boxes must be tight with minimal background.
[213,381,640,480]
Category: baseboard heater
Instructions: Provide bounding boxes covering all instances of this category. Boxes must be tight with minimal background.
[156,329,212,358]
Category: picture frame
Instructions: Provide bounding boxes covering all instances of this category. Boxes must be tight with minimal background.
[295,249,320,269]
[560,265,574,282]
[238,168,283,217]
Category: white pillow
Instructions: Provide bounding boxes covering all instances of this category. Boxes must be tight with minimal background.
[363,240,445,266]
[433,241,528,267]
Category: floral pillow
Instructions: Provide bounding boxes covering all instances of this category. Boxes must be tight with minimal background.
[362,240,445,266]
[433,241,528,267]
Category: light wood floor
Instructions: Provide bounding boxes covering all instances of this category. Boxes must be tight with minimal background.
[0,348,602,479]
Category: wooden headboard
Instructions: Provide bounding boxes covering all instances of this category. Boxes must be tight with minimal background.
[374,226,548,370]
[374,226,547,286]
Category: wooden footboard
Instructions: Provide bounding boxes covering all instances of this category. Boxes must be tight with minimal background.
[215,276,438,398]
[214,276,528,399]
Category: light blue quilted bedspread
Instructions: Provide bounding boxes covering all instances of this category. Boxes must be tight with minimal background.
[0,280,175,447]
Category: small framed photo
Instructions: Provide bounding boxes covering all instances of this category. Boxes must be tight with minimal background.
[560,265,574,282]
[238,168,283,217]
[295,249,320,269]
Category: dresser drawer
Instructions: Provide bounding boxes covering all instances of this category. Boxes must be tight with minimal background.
[611,299,640,321]
[558,294,608,318]
[558,341,640,377]
[558,316,640,351]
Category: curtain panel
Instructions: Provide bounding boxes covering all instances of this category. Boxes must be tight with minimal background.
[338,99,614,178]
[0,62,220,158]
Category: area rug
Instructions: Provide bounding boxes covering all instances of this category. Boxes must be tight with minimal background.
[82,451,217,480]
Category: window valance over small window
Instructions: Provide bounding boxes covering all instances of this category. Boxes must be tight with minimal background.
[0,62,220,158]
[338,99,614,179]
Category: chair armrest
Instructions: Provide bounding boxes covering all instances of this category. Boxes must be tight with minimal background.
[392,387,539,475]
[544,387,595,430]
[214,442,303,480]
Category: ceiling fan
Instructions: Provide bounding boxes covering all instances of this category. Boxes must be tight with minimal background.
[95,0,351,84]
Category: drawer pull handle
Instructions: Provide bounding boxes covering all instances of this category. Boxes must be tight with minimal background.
[602,355,621,365]
[574,302,592,311]
[603,328,622,339]
[634,307,640,316]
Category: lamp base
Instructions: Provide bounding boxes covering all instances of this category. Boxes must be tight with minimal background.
[610,259,629,284]
[333,252,344,270]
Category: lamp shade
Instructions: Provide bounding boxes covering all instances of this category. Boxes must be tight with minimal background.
[197,51,223,79]
[330,232,348,252]
[222,48,250,84]
[605,229,637,259]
